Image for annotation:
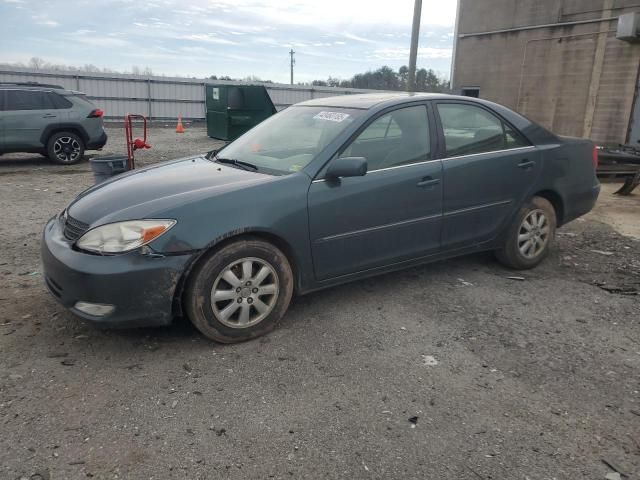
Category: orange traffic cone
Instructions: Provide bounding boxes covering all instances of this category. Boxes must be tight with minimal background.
[176,115,185,133]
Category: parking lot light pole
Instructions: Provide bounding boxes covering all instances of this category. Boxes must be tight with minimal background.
[407,0,422,92]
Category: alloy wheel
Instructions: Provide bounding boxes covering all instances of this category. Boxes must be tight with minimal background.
[518,209,550,259]
[53,137,81,163]
[210,257,279,328]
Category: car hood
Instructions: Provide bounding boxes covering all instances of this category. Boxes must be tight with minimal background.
[68,156,275,225]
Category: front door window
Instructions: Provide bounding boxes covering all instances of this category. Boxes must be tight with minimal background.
[340,105,431,171]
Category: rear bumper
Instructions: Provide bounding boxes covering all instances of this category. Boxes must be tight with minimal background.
[41,216,192,328]
[87,131,108,150]
[562,182,600,225]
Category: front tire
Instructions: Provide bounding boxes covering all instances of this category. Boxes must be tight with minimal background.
[185,238,294,343]
[47,132,85,165]
[496,196,556,270]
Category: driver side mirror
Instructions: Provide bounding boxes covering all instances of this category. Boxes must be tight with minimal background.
[326,156,368,179]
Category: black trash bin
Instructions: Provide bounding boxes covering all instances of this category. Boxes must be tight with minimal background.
[89,155,129,184]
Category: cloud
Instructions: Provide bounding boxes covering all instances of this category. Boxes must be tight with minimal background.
[198,0,456,28]
[343,33,375,44]
[0,0,457,83]
[74,37,131,48]
[368,46,453,60]
[32,15,59,27]
[180,34,238,45]
[202,18,273,33]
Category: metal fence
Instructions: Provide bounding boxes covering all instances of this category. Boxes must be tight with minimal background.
[0,67,378,120]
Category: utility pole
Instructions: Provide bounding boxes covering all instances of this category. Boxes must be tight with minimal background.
[289,49,295,85]
[407,0,422,92]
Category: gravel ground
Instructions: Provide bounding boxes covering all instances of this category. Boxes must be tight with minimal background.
[1,127,639,480]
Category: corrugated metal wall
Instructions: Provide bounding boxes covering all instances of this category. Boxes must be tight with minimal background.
[0,67,377,120]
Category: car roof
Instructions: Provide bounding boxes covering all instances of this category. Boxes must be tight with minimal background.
[296,91,557,144]
[296,92,474,109]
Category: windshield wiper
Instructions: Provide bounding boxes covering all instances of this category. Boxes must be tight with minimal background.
[214,156,258,172]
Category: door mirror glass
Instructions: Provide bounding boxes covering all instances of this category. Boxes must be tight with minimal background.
[326,156,368,179]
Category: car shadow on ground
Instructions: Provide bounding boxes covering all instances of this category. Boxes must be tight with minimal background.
[80,251,501,349]
[0,155,50,168]
[0,153,98,169]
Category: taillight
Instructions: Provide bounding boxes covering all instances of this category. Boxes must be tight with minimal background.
[88,108,104,118]
[592,145,599,170]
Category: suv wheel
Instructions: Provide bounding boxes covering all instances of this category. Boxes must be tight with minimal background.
[47,132,85,164]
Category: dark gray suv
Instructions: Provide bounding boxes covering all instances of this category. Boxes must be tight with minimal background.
[0,82,107,164]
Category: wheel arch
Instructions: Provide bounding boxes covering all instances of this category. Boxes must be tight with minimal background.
[532,189,564,226]
[40,124,90,146]
[172,229,300,318]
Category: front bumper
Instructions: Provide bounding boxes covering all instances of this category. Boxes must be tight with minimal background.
[41,216,192,328]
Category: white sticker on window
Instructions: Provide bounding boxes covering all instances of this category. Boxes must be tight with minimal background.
[212,87,219,100]
[313,111,350,122]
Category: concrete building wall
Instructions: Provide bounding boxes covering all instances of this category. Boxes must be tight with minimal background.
[453,0,640,145]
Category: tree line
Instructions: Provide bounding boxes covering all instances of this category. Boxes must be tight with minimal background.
[2,58,449,92]
[310,65,449,92]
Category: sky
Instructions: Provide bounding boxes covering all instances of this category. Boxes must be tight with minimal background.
[0,0,457,84]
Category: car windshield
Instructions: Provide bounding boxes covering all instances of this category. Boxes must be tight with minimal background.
[216,106,363,174]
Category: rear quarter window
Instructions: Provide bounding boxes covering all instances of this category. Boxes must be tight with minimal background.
[49,92,73,109]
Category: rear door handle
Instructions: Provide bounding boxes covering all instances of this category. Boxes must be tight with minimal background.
[417,177,440,188]
[42,114,56,118]
[517,159,535,170]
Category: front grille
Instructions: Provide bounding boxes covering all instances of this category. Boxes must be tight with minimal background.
[63,215,89,242]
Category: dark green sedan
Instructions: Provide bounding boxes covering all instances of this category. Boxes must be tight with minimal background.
[42,93,600,343]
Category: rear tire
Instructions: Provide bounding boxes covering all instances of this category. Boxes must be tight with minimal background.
[496,196,556,270]
[47,132,85,165]
[184,238,294,343]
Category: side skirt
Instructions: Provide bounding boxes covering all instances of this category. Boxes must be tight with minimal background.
[298,239,498,296]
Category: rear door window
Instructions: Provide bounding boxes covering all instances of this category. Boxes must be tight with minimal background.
[437,103,528,157]
[5,90,56,111]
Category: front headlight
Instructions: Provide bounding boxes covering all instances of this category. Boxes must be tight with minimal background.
[76,219,176,254]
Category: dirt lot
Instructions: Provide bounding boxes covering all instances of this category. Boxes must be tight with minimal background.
[1,127,639,480]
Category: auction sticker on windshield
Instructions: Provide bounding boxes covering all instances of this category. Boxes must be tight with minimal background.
[313,111,350,122]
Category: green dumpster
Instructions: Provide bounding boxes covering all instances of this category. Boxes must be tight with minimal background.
[206,84,277,141]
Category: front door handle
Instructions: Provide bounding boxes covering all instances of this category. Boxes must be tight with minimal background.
[517,159,535,170]
[42,114,56,118]
[417,177,440,188]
